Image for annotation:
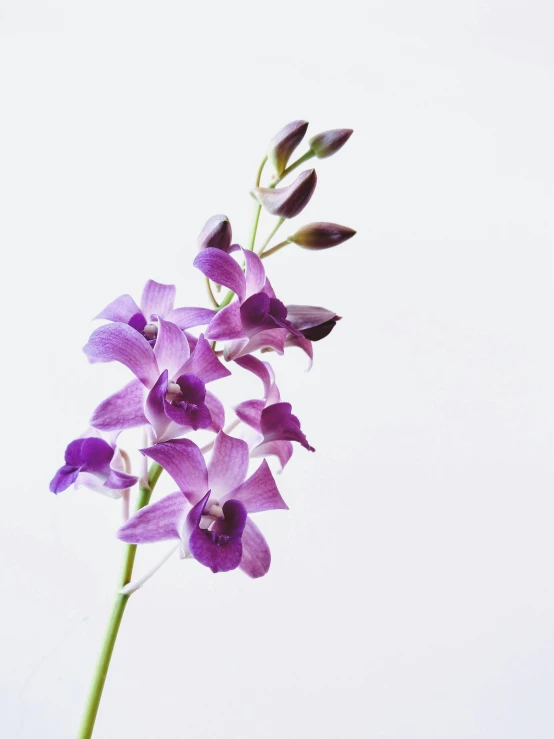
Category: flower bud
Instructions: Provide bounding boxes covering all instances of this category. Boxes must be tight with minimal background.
[267,120,309,176]
[309,129,353,159]
[286,305,341,342]
[288,222,356,249]
[252,169,317,219]
[197,214,232,252]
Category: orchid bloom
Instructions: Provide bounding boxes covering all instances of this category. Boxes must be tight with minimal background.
[84,318,230,441]
[193,246,305,360]
[50,434,137,497]
[234,355,314,469]
[118,432,287,577]
[95,278,216,345]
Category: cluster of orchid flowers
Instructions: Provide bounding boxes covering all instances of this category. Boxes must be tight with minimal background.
[51,120,355,582]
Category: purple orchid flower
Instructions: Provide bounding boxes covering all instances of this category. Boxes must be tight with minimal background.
[50,435,137,497]
[118,432,288,577]
[234,355,314,468]
[193,247,304,361]
[84,318,231,441]
[96,278,217,345]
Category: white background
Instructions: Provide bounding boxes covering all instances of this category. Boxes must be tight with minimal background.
[1,1,553,737]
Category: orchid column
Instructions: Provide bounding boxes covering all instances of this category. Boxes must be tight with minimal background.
[50,120,356,739]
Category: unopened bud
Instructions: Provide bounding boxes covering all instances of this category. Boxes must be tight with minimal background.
[286,305,341,342]
[197,214,232,252]
[267,120,309,176]
[252,169,317,219]
[309,129,353,159]
[288,222,356,249]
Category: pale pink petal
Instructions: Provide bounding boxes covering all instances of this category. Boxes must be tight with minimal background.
[154,317,190,378]
[221,460,287,513]
[207,432,249,499]
[140,280,176,320]
[239,518,271,578]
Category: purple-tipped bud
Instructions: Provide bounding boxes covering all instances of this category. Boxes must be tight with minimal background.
[267,120,309,176]
[197,214,232,252]
[288,222,356,249]
[309,129,353,159]
[252,169,317,219]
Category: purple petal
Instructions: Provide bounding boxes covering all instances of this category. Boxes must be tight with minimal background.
[49,464,79,494]
[79,437,114,474]
[104,468,139,490]
[83,323,159,387]
[193,248,246,302]
[205,302,245,341]
[234,399,265,431]
[154,317,190,378]
[118,492,188,543]
[252,440,294,471]
[222,460,287,513]
[239,518,271,578]
[141,439,208,500]
[242,248,266,298]
[223,337,250,362]
[166,307,217,329]
[177,334,231,383]
[240,292,274,336]
[140,279,176,320]
[260,402,315,451]
[95,294,141,323]
[64,439,85,466]
[187,497,247,574]
[145,371,170,440]
[207,432,249,499]
[237,328,287,358]
[205,391,225,432]
[234,355,274,398]
[164,401,212,432]
[90,380,148,431]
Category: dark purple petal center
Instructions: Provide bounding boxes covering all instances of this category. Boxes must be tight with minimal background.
[187,497,248,573]
[50,437,116,494]
[240,292,303,338]
[163,373,212,430]
[260,402,315,452]
[128,312,158,346]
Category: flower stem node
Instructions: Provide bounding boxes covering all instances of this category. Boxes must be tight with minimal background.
[252,169,317,219]
[288,222,356,249]
[309,129,353,159]
[267,120,309,176]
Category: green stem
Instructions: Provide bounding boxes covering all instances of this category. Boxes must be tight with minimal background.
[260,239,290,259]
[77,463,162,739]
[218,156,267,310]
[247,156,267,251]
[205,276,219,308]
[269,150,315,189]
[257,217,285,255]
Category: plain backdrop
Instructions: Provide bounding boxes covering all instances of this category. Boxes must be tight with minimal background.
[1,1,553,738]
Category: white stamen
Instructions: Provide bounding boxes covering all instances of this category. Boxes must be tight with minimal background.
[120,544,180,596]
[143,323,157,338]
[208,503,223,518]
